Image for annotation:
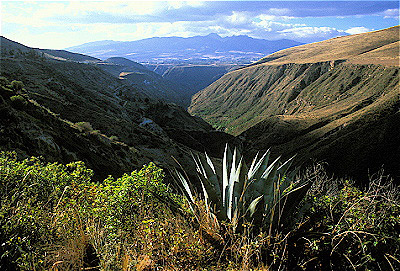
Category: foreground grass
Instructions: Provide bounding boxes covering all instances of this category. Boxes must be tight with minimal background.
[1,153,399,270]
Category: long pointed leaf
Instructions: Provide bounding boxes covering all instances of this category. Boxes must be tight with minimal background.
[247,195,263,217]
[222,144,232,207]
[227,155,242,220]
[174,169,194,203]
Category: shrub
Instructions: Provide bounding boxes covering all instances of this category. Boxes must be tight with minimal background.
[11,80,24,92]
[0,77,10,87]
[293,172,400,270]
[1,150,398,270]
[109,135,118,141]
[74,121,94,133]
[0,152,211,270]
[10,95,27,109]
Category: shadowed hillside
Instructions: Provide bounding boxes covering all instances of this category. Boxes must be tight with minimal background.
[160,64,239,97]
[0,37,238,180]
[98,57,191,107]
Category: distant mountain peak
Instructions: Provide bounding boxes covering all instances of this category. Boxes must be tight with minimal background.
[205,33,222,39]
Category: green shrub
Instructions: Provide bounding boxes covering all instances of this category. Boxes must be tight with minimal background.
[0,152,209,270]
[0,77,10,87]
[109,135,118,141]
[286,166,400,270]
[1,150,398,270]
[10,95,27,109]
[74,121,93,133]
[11,80,24,92]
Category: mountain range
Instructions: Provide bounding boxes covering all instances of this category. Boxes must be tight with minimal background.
[66,33,303,64]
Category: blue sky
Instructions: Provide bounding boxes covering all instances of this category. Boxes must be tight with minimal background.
[1,1,399,49]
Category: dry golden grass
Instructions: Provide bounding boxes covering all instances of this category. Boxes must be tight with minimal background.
[255,26,399,67]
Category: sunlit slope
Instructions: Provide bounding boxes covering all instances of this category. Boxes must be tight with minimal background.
[189,26,400,181]
[255,26,399,66]
[189,27,400,135]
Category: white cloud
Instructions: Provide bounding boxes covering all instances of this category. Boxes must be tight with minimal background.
[278,26,347,42]
[253,20,295,32]
[225,11,252,26]
[382,8,399,19]
[345,27,371,35]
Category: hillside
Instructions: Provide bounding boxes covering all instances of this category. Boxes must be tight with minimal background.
[159,64,239,97]
[189,27,400,181]
[0,37,238,180]
[98,57,191,106]
[0,78,140,180]
[254,26,399,66]
[66,33,303,64]
[1,36,190,107]
[39,49,101,63]
[1,36,101,63]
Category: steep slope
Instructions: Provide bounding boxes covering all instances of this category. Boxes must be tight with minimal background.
[0,38,238,180]
[1,36,101,63]
[39,49,101,63]
[241,66,399,181]
[160,65,239,97]
[99,57,191,107]
[254,26,399,66]
[66,33,303,64]
[189,27,400,181]
[1,36,191,107]
[0,79,140,180]
[190,26,399,134]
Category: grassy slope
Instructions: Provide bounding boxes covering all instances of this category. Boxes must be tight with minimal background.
[189,27,400,181]
[255,26,399,66]
[0,81,141,180]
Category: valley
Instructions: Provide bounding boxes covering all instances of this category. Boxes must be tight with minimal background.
[1,23,399,270]
[189,26,400,182]
[0,36,238,181]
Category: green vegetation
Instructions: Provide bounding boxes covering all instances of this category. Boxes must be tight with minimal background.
[10,81,24,93]
[10,95,27,109]
[2,152,398,270]
[109,135,119,141]
[0,152,210,270]
[175,145,309,232]
[74,121,94,133]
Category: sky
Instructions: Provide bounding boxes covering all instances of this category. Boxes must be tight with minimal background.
[1,1,399,49]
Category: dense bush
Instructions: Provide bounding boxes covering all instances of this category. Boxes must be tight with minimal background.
[289,167,400,270]
[0,77,10,87]
[0,152,212,270]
